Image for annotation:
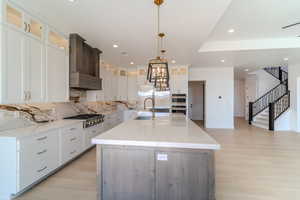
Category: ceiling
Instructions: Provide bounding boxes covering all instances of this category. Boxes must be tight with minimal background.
[208,0,300,41]
[13,0,300,69]
[14,0,231,67]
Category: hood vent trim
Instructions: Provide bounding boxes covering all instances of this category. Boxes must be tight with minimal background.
[69,33,102,90]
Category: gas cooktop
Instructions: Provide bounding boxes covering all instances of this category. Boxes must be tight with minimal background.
[64,114,104,120]
[64,114,104,128]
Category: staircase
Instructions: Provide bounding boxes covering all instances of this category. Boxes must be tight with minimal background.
[249,67,290,131]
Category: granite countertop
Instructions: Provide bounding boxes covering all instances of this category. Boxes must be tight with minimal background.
[0,120,83,139]
[0,108,126,139]
[92,113,220,150]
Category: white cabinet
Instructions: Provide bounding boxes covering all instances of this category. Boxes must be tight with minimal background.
[84,124,105,150]
[170,66,188,94]
[1,26,45,104]
[46,45,69,102]
[60,124,83,164]
[117,69,128,101]
[0,121,89,199]
[1,27,25,104]
[102,66,119,101]
[19,130,59,191]
[0,1,69,104]
[3,2,26,32]
[25,36,45,103]
[3,2,44,39]
[24,15,44,41]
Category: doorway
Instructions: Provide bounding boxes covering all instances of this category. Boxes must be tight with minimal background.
[188,81,205,128]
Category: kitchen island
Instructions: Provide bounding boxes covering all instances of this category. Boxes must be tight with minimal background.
[92,113,220,200]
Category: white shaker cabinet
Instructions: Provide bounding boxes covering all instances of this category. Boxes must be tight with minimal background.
[0,1,69,104]
[1,27,25,104]
[46,45,69,102]
[19,130,59,191]
[25,36,45,103]
[118,69,128,101]
[1,26,45,104]
[170,65,188,94]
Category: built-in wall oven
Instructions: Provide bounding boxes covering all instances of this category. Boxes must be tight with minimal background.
[171,94,187,114]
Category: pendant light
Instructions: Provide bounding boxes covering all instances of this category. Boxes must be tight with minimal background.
[147,0,170,91]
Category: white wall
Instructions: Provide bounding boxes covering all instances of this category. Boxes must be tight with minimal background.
[288,63,300,132]
[189,67,234,129]
[244,75,258,120]
[234,79,245,117]
[254,69,280,97]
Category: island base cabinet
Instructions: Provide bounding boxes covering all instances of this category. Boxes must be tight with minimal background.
[101,147,155,200]
[98,145,215,200]
[156,151,214,200]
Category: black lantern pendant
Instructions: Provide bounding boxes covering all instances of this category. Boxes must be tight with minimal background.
[147,56,170,91]
[147,0,170,91]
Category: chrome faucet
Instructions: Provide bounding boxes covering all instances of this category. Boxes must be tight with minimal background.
[144,90,155,119]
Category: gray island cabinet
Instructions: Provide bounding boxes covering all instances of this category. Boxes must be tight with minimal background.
[93,113,220,200]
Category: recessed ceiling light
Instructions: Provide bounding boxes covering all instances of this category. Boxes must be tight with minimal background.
[228,29,235,33]
[244,69,249,72]
[171,60,176,64]
[113,44,119,48]
[221,59,225,63]
[130,62,134,65]
[284,58,289,61]
[68,0,75,2]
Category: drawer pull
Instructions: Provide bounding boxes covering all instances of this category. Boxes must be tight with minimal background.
[37,166,47,173]
[37,136,47,141]
[70,150,77,155]
[70,137,77,142]
[92,130,97,133]
[70,128,77,131]
[37,149,47,155]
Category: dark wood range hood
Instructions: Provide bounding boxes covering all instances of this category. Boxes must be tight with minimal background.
[69,34,102,90]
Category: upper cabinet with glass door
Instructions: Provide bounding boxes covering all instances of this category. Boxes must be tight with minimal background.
[4,3,25,31]
[48,30,68,51]
[4,2,44,40]
[25,16,44,40]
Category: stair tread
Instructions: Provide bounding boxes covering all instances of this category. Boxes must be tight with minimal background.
[252,122,268,130]
[253,120,268,126]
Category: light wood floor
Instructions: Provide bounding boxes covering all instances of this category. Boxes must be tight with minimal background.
[17,118,300,200]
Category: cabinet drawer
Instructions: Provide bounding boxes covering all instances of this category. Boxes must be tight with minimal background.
[61,123,83,135]
[85,124,104,149]
[61,136,82,164]
[19,130,58,154]
[19,130,59,191]
[60,124,83,164]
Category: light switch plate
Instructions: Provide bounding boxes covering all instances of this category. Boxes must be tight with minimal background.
[157,153,168,161]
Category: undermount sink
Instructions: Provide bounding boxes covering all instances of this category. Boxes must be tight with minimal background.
[134,116,152,120]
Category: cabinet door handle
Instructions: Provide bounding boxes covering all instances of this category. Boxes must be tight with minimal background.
[24,91,27,101]
[92,130,97,133]
[70,128,76,131]
[70,150,77,155]
[37,166,47,173]
[70,137,77,142]
[24,22,28,32]
[37,136,48,141]
[28,92,31,100]
[37,149,47,155]
[28,24,31,33]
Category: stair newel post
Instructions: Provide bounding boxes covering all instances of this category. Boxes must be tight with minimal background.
[269,103,275,131]
[249,102,253,124]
